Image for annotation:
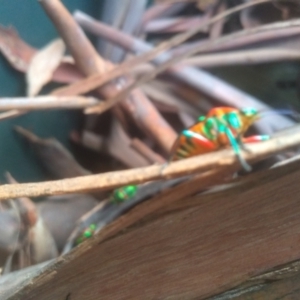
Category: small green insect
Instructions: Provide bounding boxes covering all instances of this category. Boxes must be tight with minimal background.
[111,185,138,204]
[75,224,96,245]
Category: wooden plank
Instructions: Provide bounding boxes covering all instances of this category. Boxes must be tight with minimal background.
[210,261,300,300]
[7,160,300,300]
[238,275,300,300]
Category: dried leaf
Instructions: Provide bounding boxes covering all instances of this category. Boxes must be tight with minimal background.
[52,61,83,83]
[0,26,35,72]
[61,55,74,64]
[37,194,98,252]
[0,26,82,83]
[15,126,91,179]
[26,39,66,97]
[4,173,58,268]
[29,217,58,264]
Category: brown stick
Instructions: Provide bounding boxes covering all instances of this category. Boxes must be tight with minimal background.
[53,15,300,99]
[52,0,273,100]
[72,12,292,134]
[0,96,99,111]
[144,16,210,33]
[182,48,300,67]
[0,110,25,121]
[86,24,299,114]
[135,0,273,69]
[209,0,227,39]
[173,21,300,57]
[15,126,91,178]
[40,0,107,76]
[142,2,187,25]
[0,125,299,201]
[40,0,176,153]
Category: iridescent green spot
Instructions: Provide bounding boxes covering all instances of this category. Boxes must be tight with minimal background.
[226,112,241,129]
[89,224,96,230]
[198,115,206,122]
[84,230,93,238]
[203,118,217,140]
[241,107,258,117]
[112,185,138,203]
[217,123,226,133]
[76,224,97,245]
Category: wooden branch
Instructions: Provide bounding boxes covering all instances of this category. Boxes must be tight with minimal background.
[182,48,300,67]
[52,0,272,98]
[0,95,98,120]
[40,0,176,153]
[74,12,294,134]
[144,16,210,33]
[56,14,300,99]
[0,125,299,201]
[7,144,300,300]
[0,96,99,111]
[172,19,300,58]
[142,2,187,25]
[85,18,297,115]
[0,110,25,121]
[15,126,91,178]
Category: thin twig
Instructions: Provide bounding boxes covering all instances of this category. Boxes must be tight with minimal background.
[0,110,25,121]
[0,96,99,111]
[75,12,294,134]
[97,0,147,63]
[0,125,299,201]
[173,19,300,56]
[55,15,300,98]
[85,18,298,114]
[145,16,210,33]
[182,48,300,67]
[40,0,176,153]
[142,2,187,25]
[210,0,226,39]
[52,0,272,98]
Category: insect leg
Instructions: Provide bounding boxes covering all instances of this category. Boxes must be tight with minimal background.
[242,135,269,143]
[225,128,252,172]
[238,135,269,154]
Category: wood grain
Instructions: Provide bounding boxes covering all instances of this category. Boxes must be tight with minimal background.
[7,160,300,300]
[211,260,300,299]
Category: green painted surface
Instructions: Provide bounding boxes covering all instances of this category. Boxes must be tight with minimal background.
[0,0,100,183]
